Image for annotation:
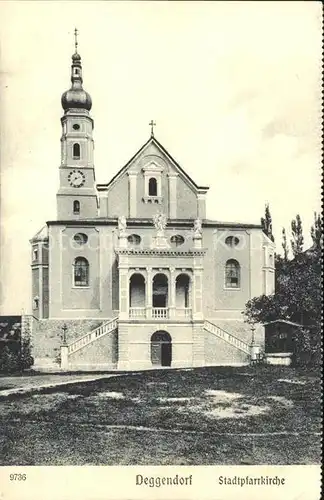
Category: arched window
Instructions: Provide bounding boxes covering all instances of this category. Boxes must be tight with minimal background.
[127,234,141,246]
[74,257,89,287]
[148,177,157,196]
[225,259,240,288]
[73,143,80,159]
[73,200,80,214]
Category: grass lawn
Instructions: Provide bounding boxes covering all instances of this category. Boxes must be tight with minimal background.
[0,365,321,465]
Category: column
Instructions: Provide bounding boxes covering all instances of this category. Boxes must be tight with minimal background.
[128,172,137,218]
[168,173,178,219]
[146,267,153,319]
[169,267,176,318]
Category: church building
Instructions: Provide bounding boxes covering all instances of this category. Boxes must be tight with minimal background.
[30,36,275,371]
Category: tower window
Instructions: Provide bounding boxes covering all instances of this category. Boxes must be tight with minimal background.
[73,143,80,159]
[73,123,80,130]
[73,200,80,214]
[32,248,38,261]
[73,257,89,287]
[225,259,240,288]
[148,177,157,196]
[33,296,39,310]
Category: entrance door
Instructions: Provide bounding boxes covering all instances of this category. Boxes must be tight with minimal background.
[150,331,172,367]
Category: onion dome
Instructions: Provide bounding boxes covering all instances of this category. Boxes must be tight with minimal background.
[61,31,92,112]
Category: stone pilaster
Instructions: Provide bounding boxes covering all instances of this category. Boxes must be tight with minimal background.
[128,172,137,218]
[192,265,204,320]
[168,173,178,219]
[38,244,44,319]
[118,266,129,320]
[197,192,206,219]
[98,191,108,217]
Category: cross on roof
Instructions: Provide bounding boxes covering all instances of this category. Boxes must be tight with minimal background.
[149,120,156,136]
[74,28,79,53]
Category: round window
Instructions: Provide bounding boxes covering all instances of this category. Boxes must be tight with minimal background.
[73,124,80,130]
[225,236,239,247]
[73,233,88,245]
[170,235,185,247]
[127,234,141,245]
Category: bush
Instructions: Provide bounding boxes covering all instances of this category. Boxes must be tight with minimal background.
[0,346,20,373]
[0,319,34,373]
[292,327,322,367]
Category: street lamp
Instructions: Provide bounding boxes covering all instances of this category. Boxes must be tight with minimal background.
[62,323,68,345]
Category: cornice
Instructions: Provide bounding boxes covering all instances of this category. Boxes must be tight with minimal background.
[115,248,207,256]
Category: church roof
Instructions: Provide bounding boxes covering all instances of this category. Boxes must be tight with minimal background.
[96,135,209,193]
[30,225,48,242]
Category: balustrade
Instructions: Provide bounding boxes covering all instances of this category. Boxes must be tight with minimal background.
[128,306,192,320]
[129,307,146,319]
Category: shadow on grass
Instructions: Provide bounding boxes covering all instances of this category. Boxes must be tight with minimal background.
[0,365,321,465]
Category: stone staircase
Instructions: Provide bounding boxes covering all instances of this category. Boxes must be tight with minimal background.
[63,317,250,368]
[204,320,250,354]
[67,317,118,356]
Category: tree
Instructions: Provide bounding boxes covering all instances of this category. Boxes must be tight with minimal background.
[245,210,321,366]
[291,214,304,257]
[310,211,322,251]
[244,248,321,327]
[281,227,289,261]
[261,203,275,242]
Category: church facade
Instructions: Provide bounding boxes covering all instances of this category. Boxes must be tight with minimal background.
[30,42,275,371]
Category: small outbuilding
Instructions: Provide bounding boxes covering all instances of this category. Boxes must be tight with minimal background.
[263,319,303,366]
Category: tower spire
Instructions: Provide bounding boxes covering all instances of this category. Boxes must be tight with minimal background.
[61,29,92,112]
[74,27,78,53]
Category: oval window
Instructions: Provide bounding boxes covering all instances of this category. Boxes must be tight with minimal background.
[73,123,80,130]
[73,233,88,245]
[170,235,185,247]
[225,236,239,247]
[127,234,141,245]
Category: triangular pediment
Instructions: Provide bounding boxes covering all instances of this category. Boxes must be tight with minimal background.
[97,136,208,194]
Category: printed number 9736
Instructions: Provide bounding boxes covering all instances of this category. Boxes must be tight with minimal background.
[9,474,27,481]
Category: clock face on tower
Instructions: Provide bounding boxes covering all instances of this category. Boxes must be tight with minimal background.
[68,170,85,187]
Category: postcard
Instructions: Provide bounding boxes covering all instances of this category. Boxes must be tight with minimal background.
[0,1,322,499]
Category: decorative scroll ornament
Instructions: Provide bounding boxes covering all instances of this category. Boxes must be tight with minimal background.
[153,212,167,235]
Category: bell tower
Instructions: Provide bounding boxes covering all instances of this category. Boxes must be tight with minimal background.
[56,29,98,220]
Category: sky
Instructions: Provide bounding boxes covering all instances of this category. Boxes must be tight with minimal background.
[0,1,322,314]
